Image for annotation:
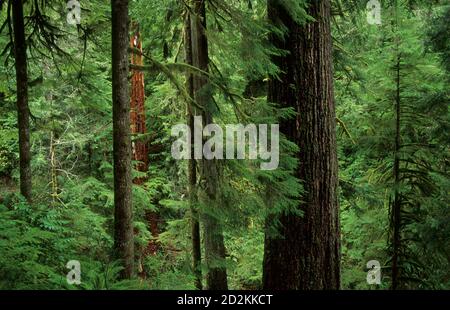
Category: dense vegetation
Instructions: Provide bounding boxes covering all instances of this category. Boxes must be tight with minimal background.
[0,0,448,290]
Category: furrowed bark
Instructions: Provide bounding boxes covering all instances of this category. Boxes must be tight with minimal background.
[12,0,32,202]
[184,10,202,290]
[112,0,134,279]
[190,0,227,290]
[263,0,340,290]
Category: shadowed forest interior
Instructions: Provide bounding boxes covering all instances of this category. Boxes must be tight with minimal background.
[0,0,449,290]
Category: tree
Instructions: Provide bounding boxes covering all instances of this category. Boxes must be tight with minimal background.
[190,0,228,290]
[335,2,450,289]
[263,0,340,289]
[183,9,202,290]
[11,0,31,202]
[111,0,134,279]
[391,30,402,291]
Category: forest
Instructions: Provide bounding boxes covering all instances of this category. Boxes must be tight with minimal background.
[0,0,448,290]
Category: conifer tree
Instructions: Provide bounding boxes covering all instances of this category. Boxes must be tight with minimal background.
[264,0,340,289]
[11,0,31,202]
[190,0,228,290]
[183,7,202,290]
[112,0,134,279]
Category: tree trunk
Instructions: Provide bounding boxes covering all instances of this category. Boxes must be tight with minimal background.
[12,0,32,202]
[111,0,134,279]
[391,55,402,290]
[263,0,340,290]
[184,10,202,290]
[190,0,228,290]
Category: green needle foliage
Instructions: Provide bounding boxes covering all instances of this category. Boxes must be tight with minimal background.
[0,0,448,290]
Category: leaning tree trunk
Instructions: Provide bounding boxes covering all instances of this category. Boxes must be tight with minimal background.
[190,0,228,290]
[111,0,134,279]
[12,0,32,202]
[263,0,340,290]
[184,10,202,290]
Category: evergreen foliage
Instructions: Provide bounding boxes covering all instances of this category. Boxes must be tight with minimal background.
[0,0,448,290]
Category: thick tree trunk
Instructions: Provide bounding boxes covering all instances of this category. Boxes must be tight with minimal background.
[184,11,202,290]
[111,0,134,279]
[263,0,340,290]
[190,0,227,290]
[12,0,32,202]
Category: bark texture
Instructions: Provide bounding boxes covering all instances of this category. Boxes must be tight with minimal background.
[190,0,227,290]
[112,0,134,279]
[12,0,32,202]
[184,11,203,290]
[263,0,340,290]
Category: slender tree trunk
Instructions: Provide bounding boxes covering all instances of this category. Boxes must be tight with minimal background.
[12,0,32,202]
[111,0,134,279]
[263,0,340,290]
[391,55,402,290]
[184,11,202,290]
[390,1,403,289]
[190,0,227,290]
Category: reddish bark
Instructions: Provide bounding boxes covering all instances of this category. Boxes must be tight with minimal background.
[129,25,159,263]
[130,26,148,174]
